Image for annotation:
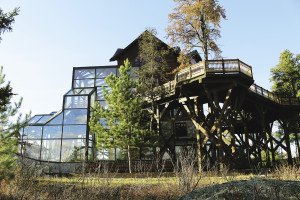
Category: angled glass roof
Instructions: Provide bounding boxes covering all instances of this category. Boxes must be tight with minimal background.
[65,88,95,96]
[28,113,55,125]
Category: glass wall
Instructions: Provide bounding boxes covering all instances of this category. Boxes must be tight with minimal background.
[20,66,119,162]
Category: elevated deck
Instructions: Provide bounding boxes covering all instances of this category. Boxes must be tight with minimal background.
[157,59,300,107]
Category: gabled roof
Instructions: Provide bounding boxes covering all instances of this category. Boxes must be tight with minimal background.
[109,30,175,62]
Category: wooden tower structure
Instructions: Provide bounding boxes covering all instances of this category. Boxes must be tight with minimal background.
[150,60,300,170]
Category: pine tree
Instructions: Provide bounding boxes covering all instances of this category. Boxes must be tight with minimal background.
[270,50,300,158]
[0,67,26,179]
[0,7,19,42]
[89,59,155,173]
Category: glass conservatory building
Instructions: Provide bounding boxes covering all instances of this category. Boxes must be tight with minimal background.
[19,31,191,169]
[20,66,121,163]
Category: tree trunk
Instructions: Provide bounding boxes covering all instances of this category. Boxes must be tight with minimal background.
[196,129,202,173]
[295,132,300,158]
[127,145,132,173]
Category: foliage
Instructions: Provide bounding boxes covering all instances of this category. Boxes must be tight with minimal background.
[0,67,27,180]
[270,49,300,97]
[0,7,19,42]
[166,0,226,68]
[137,28,170,102]
[136,29,175,160]
[89,59,155,173]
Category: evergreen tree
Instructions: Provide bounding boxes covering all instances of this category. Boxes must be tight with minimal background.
[270,50,300,158]
[89,60,154,173]
[137,29,170,102]
[166,0,226,69]
[0,7,24,179]
[270,50,300,98]
[137,29,170,131]
[0,7,19,42]
[0,67,26,179]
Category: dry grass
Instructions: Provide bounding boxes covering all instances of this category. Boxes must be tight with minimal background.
[0,162,299,200]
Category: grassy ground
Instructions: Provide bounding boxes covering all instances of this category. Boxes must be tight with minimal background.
[0,165,299,199]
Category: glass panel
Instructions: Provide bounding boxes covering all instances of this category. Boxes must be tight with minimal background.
[73,79,94,88]
[47,112,63,125]
[90,91,96,107]
[61,139,85,162]
[95,79,108,87]
[23,140,41,160]
[79,88,94,95]
[67,89,82,95]
[63,109,87,124]
[74,69,95,79]
[97,87,111,100]
[96,68,116,78]
[63,125,86,138]
[41,139,61,162]
[97,87,104,100]
[25,126,43,139]
[36,115,53,124]
[43,126,62,139]
[64,96,88,109]
[28,116,43,124]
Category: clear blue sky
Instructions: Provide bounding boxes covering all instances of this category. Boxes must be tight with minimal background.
[0,0,299,115]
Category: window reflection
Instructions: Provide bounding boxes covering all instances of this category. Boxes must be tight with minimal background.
[25,126,43,139]
[63,109,87,124]
[74,69,95,79]
[43,126,62,139]
[64,96,88,109]
[73,79,94,88]
[41,139,61,162]
[63,125,86,138]
[61,139,85,162]
[23,140,41,160]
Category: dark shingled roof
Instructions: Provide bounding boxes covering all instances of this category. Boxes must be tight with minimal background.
[110,30,173,62]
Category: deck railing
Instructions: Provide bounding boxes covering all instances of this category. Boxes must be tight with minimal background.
[158,59,299,106]
[249,84,300,105]
[206,59,253,77]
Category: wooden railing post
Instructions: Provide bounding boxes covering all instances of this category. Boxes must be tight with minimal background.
[238,59,241,74]
[189,66,192,79]
[222,59,225,74]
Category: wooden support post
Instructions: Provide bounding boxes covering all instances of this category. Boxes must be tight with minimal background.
[280,120,293,165]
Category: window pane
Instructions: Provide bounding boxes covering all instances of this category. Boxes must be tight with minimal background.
[43,126,62,139]
[90,92,96,107]
[95,79,108,87]
[96,68,116,79]
[73,79,94,88]
[47,112,63,125]
[25,126,43,139]
[41,139,61,162]
[63,109,87,124]
[79,88,94,95]
[61,139,85,162]
[74,69,95,79]
[28,116,43,124]
[64,96,88,109]
[67,89,82,95]
[96,87,111,100]
[23,140,41,160]
[63,125,86,138]
[36,115,53,124]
